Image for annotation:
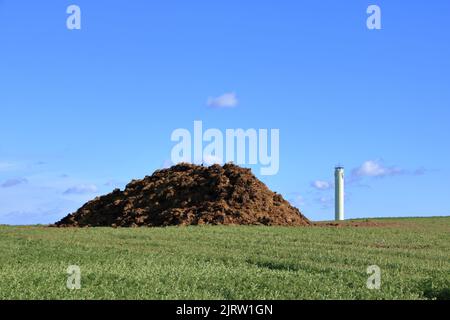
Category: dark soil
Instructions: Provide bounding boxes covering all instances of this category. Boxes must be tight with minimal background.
[55,163,310,227]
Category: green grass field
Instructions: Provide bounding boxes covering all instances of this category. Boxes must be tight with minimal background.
[0,217,449,300]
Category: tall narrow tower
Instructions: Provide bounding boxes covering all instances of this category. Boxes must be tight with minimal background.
[335,166,344,221]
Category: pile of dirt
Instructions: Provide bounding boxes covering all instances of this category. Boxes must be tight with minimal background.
[55,163,310,227]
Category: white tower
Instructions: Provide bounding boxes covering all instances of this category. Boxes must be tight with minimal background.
[335,166,344,221]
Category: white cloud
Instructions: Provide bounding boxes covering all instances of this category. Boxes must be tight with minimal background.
[352,160,403,178]
[207,92,238,108]
[311,180,332,190]
[0,173,104,225]
[63,184,98,195]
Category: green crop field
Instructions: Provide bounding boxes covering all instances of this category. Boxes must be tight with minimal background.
[0,217,449,300]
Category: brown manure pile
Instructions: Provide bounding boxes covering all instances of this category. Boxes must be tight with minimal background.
[55,163,310,227]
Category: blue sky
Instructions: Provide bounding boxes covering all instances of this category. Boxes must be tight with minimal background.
[1,1,449,224]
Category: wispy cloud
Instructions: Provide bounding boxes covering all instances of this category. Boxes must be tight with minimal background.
[63,184,98,195]
[316,196,333,209]
[0,174,101,225]
[412,167,427,176]
[207,92,238,108]
[349,160,427,182]
[1,178,28,188]
[310,160,426,193]
[311,180,332,190]
[0,209,62,226]
[351,160,404,178]
[289,194,305,208]
[0,162,17,172]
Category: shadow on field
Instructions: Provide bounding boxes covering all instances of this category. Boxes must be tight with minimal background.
[422,286,450,300]
[246,259,300,272]
[419,278,450,300]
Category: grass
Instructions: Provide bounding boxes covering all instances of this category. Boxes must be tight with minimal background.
[0,217,449,300]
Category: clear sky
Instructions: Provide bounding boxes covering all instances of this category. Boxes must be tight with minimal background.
[1,1,449,224]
